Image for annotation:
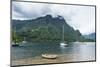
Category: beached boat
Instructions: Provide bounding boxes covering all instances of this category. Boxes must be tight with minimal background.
[42,54,58,59]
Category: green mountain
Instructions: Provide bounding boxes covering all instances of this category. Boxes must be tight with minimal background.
[83,33,96,41]
[12,15,90,42]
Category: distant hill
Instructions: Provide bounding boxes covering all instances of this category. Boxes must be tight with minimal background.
[12,15,93,42]
[83,33,96,41]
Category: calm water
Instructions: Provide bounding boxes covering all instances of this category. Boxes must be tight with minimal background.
[11,42,95,60]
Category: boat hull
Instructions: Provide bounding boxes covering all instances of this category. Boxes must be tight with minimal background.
[42,54,58,59]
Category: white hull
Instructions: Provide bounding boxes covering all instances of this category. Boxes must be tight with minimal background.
[42,54,58,59]
[22,41,27,43]
[60,42,68,46]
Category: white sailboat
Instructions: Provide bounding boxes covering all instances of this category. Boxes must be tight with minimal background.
[20,37,27,46]
[60,25,68,46]
[22,37,27,43]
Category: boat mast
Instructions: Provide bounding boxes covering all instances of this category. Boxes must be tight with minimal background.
[62,25,64,42]
[14,26,16,44]
[24,37,26,41]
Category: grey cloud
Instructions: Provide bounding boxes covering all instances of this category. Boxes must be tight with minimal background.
[12,1,95,35]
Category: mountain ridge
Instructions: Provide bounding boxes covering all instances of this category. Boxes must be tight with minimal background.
[83,32,95,41]
[12,14,94,42]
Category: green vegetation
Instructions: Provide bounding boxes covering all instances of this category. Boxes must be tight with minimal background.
[12,30,23,43]
[12,15,95,43]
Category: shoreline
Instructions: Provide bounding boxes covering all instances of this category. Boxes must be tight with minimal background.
[11,54,95,66]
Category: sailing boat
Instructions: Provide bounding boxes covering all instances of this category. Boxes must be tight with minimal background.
[60,25,68,46]
[22,37,27,44]
[19,37,27,46]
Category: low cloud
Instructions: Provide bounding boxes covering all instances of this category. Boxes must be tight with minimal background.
[12,1,95,35]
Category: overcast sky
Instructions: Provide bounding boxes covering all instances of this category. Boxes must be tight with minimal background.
[12,1,95,35]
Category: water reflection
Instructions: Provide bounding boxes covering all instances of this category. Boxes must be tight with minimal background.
[12,42,95,60]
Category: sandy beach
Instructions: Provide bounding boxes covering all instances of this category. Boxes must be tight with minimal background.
[11,54,95,66]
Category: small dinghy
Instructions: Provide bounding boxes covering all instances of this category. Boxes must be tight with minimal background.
[42,54,58,59]
[12,42,19,47]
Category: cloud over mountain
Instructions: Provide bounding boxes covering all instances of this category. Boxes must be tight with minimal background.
[12,1,95,35]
